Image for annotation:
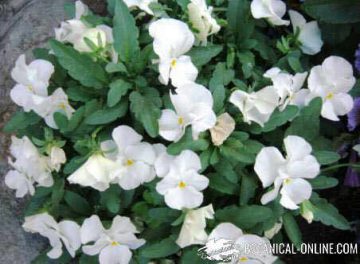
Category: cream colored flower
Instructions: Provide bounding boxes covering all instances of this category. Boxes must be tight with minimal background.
[210,113,235,146]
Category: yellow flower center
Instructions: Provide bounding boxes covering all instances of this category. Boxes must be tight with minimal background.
[111,241,119,246]
[239,256,248,262]
[178,181,186,189]
[284,178,292,185]
[178,117,184,125]
[58,102,66,110]
[171,59,177,68]
[126,159,134,166]
[325,92,334,100]
[27,85,34,92]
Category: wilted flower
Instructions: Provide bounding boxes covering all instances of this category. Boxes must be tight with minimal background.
[188,0,221,46]
[254,135,320,210]
[156,150,209,210]
[251,0,289,26]
[307,56,356,121]
[355,44,360,74]
[210,113,235,146]
[230,86,279,127]
[81,215,145,264]
[48,145,67,172]
[159,83,217,142]
[288,10,323,55]
[23,213,81,259]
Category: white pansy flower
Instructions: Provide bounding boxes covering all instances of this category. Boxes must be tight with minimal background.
[289,10,323,55]
[23,213,81,259]
[176,204,214,248]
[207,223,277,264]
[156,150,209,210]
[5,136,54,197]
[124,0,158,15]
[229,86,279,127]
[210,113,235,146]
[158,83,217,142]
[251,0,290,26]
[307,56,356,121]
[10,54,54,112]
[48,146,67,172]
[149,18,198,87]
[188,0,221,46]
[81,215,145,264]
[254,135,320,210]
[101,125,156,190]
[39,88,75,129]
[153,143,174,178]
[264,67,308,110]
[68,154,120,191]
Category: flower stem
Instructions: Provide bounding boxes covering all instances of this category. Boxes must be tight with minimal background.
[321,163,360,172]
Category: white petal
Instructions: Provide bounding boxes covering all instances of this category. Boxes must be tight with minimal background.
[284,135,312,161]
[298,21,323,55]
[176,204,214,248]
[99,245,132,264]
[81,215,104,244]
[58,220,81,257]
[158,109,185,142]
[321,100,340,121]
[188,103,217,140]
[164,186,204,210]
[285,155,320,179]
[331,93,354,117]
[280,178,312,210]
[112,125,142,151]
[169,56,198,88]
[208,223,243,241]
[5,170,35,197]
[149,18,195,59]
[118,161,155,190]
[173,150,202,172]
[125,142,156,165]
[260,177,282,205]
[288,10,306,31]
[254,147,286,188]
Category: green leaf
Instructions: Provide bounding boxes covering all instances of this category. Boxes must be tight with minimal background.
[310,196,350,230]
[175,0,190,10]
[209,63,235,89]
[100,185,121,214]
[105,62,127,73]
[216,205,273,229]
[262,106,299,133]
[129,89,162,137]
[287,51,303,72]
[187,45,223,68]
[85,100,128,125]
[286,97,322,142]
[313,151,340,165]
[320,23,352,45]
[283,212,302,249]
[49,40,108,89]
[107,79,132,107]
[79,254,98,264]
[240,174,258,206]
[64,191,92,215]
[303,0,360,24]
[113,0,140,63]
[209,173,239,195]
[54,112,69,132]
[141,237,180,258]
[3,111,41,132]
[167,128,209,155]
[237,51,255,79]
[220,138,256,164]
[227,0,254,45]
[308,176,338,190]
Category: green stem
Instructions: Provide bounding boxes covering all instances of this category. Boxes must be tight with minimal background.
[321,163,360,172]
